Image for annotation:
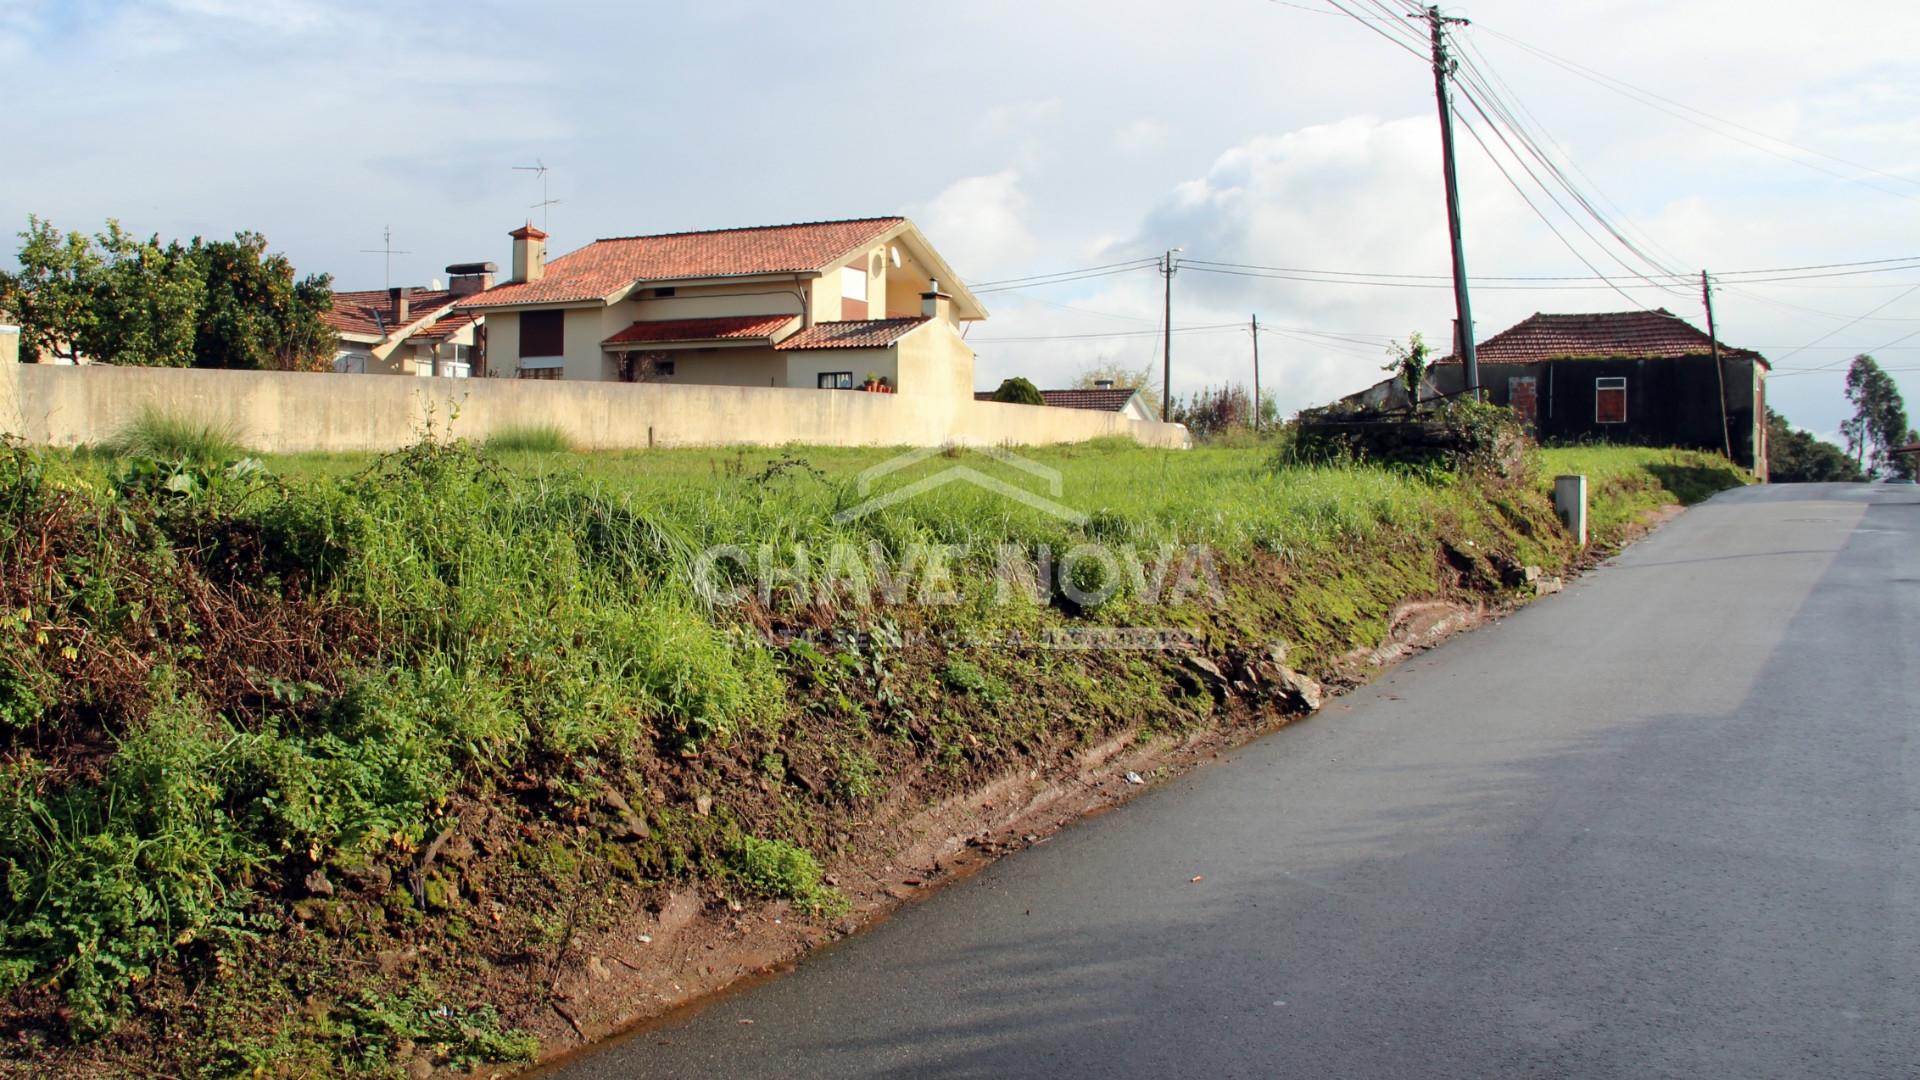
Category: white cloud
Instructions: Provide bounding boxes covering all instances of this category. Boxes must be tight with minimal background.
[915,170,1038,283]
[1112,118,1170,156]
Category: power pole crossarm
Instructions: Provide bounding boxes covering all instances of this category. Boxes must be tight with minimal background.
[1426,5,1480,399]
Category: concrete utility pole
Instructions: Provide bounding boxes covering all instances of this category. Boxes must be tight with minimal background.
[1251,314,1262,433]
[1160,249,1180,419]
[1702,271,1734,460]
[1425,5,1480,399]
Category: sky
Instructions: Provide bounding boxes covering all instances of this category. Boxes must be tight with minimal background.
[4,0,1918,439]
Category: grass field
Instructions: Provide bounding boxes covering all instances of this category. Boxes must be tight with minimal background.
[0,433,1746,1076]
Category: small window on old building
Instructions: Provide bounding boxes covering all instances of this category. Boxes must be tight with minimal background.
[517,366,561,381]
[817,371,853,390]
[520,310,565,357]
[1595,376,1627,424]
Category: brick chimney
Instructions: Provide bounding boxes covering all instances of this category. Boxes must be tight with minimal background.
[921,279,953,325]
[446,261,498,297]
[388,286,412,325]
[510,224,548,284]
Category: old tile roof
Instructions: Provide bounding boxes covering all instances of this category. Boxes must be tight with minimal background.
[602,314,797,346]
[322,289,456,338]
[970,387,1148,413]
[460,217,906,309]
[774,317,929,350]
[1440,309,1767,366]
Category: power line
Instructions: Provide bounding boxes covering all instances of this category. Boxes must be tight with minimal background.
[968,257,1160,289]
[1477,26,1920,205]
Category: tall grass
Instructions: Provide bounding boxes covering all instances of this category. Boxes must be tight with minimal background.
[483,423,574,453]
[100,407,246,463]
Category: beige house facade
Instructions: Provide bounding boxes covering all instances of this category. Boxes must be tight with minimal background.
[457,218,985,401]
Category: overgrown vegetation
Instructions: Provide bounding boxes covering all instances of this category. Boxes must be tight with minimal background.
[0,431,1744,1075]
[483,423,575,454]
[98,406,248,463]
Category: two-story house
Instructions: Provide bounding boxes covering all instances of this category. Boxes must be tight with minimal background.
[454,217,986,399]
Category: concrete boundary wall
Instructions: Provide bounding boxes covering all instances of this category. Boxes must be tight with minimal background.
[0,354,1189,452]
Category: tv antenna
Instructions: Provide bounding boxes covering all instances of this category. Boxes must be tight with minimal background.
[514,159,561,231]
[359,225,411,290]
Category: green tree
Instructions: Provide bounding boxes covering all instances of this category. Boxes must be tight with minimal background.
[191,232,334,372]
[1842,354,1909,477]
[1765,409,1866,483]
[990,376,1045,406]
[0,216,103,363]
[1893,429,1919,481]
[89,221,203,367]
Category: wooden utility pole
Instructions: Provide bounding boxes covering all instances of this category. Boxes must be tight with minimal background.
[1702,270,1734,460]
[1425,5,1480,399]
[1251,314,1262,433]
[1160,249,1179,419]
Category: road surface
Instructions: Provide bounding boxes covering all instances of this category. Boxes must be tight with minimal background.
[549,482,1918,1079]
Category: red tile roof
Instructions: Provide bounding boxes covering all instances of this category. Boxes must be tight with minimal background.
[459,217,906,309]
[322,289,457,337]
[602,314,797,346]
[1439,309,1766,366]
[970,387,1150,413]
[775,317,929,350]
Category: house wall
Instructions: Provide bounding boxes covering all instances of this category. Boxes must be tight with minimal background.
[1431,355,1766,471]
[784,348,896,392]
[667,347,788,388]
[0,348,1188,451]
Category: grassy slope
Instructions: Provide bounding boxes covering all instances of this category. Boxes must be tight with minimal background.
[0,439,1744,1076]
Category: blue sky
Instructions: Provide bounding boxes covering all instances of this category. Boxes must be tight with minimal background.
[4,0,1918,437]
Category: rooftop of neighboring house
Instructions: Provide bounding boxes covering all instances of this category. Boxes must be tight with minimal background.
[1439,309,1767,367]
[972,387,1150,413]
[322,288,458,339]
[456,216,986,319]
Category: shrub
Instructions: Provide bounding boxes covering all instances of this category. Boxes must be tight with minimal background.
[101,407,246,463]
[990,377,1045,406]
[722,836,845,915]
[483,424,574,454]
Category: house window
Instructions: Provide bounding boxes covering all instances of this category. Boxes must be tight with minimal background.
[518,366,562,381]
[520,310,564,357]
[1595,377,1627,424]
[817,371,853,390]
[618,353,674,382]
[652,287,677,298]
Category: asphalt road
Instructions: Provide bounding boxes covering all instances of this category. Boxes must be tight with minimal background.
[551,482,1918,1079]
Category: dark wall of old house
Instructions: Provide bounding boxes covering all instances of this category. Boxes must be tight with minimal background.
[1430,355,1764,471]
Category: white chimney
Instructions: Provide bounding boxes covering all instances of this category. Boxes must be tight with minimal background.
[921,280,953,325]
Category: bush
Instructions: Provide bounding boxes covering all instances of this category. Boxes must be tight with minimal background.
[990,377,1045,406]
[723,836,845,915]
[101,407,247,463]
[1291,397,1531,480]
[483,424,574,454]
